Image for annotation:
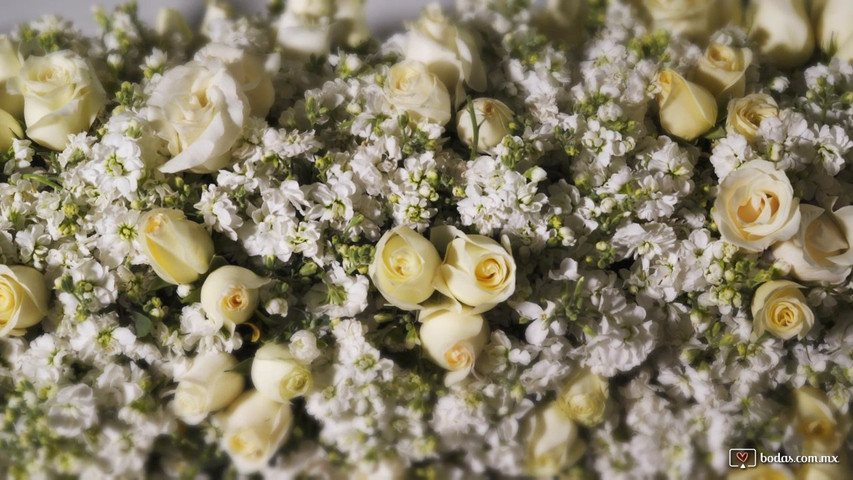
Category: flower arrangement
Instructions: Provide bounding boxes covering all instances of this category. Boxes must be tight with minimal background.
[0,0,851,478]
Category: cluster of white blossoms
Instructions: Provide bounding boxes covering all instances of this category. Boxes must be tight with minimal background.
[0,0,852,478]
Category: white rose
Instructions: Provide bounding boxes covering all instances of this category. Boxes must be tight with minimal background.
[811,0,853,55]
[643,0,742,44]
[431,225,516,314]
[522,401,586,477]
[18,50,107,151]
[751,280,814,340]
[148,61,248,173]
[0,265,48,337]
[535,0,589,47]
[0,108,23,152]
[712,160,800,252]
[837,34,853,63]
[748,0,814,68]
[693,44,752,107]
[403,4,486,104]
[195,44,280,119]
[287,0,333,17]
[275,12,334,60]
[333,0,370,48]
[418,303,489,386]
[368,225,442,311]
[728,466,794,480]
[137,208,215,285]
[656,68,718,142]
[155,7,193,46]
[796,463,850,480]
[288,330,321,364]
[384,60,452,125]
[0,35,23,118]
[792,386,849,455]
[456,98,514,154]
[173,352,245,425]
[201,266,271,332]
[251,343,312,403]
[217,389,293,474]
[200,1,234,38]
[772,204,853,283]
[725,93,779,142]
[556,368,609,427]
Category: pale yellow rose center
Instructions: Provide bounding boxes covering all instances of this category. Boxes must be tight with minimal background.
[144,213,166,234]
[383,236,422,282]
[0,279,16,323]
[475,256,507,290]
[707,45,738,70]
[222,286,249,312]
[737,101,779,130]
[767,301,802,331]
[228,430,264,461]
[737,192,779,224]
[799,417,836,443]
[281,369,311,397]
[445,343,473,370]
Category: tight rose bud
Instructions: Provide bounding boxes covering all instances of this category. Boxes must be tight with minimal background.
[751,280,814,340]
[419,303,489,386]
[384,60,452,126]
[18,50,107,150]
[556,368,609,427]
[522,401,586,477]
[811,0,853,56]
[712,160,800,252]
[772,204,853,284]
[173,352,245,425]
[217,390,293,474]
[155,7,193,46]
[0,35,23,118]
[0,108,23,152]
[792,386,848,455]
[431,225,516,314]
[201,266,270,331]
[138,208,215,285]
[693,44,752,107]
[656,69,718,142]
[726,93,779,142]
[0,265,48,337]
[369,226,442,311]
[642,0,742,45]
[748,0,814,68]
[456,98,514,154]
[251,343,313,403]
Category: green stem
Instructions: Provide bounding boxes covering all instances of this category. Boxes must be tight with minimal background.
[22,173,62,190]
[467,96,480,161]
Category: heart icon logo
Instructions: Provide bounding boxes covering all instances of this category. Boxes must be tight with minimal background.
[736,451,749,464]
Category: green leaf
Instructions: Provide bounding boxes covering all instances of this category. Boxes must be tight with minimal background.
[131,311,153,338]
[227,357,253,375]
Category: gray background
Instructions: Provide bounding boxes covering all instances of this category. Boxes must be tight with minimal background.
[0,0,454,36]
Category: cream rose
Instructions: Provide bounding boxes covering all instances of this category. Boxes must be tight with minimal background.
[728,465,794,480]
[155,7,193,46]
[0,265,48,337]
[251,343,312,403]
[333,0,370,48]
[384,60,452,126]
[796,463,849,480]
[751,280,814,340]
[642,0,742,44]
[522,401,586,477]
[535,0,589,48]
[456,98,514,154]
[792,386,848,455]
[556,368,609,427]
[148,61,248,173]
[137,208,215,285]
[195,44,279,119]
[173,352,245,425]
[403,4,487,103]
[0,108,23,152]
[725,93,779,142]
[0,35,23,118]
[712,160,800,252]
[368,226,442,311]
[18,50,107,151]
[431,225,516,314]
[748,0,814,68]
[837,34,853,63]
[201,266,271,332]
[656,68,718,142]
[418,303,489,386]
[275,1,334,60]
[811,0,853,55]
[772,204,853,283]
[693,44,752,107]
[217,389,293,474]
